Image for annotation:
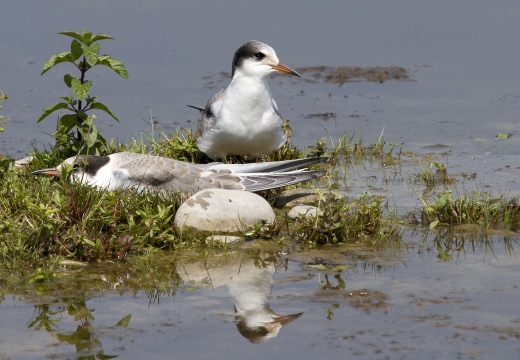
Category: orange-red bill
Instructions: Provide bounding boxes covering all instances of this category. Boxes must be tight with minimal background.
[31,168,60,177]
[271,62,301,77]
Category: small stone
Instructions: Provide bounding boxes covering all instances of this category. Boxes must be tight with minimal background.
[288,205,323,219]
[13,156,35,167]
[174,189,275,236]
[205,235,244,244]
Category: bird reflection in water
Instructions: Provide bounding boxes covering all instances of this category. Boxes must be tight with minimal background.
[176,252,302,344]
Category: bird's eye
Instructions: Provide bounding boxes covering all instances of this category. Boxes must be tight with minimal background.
[254,52,265,60]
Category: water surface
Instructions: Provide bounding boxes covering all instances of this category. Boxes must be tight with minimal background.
[1,232,518,359]
[1,1,520,359]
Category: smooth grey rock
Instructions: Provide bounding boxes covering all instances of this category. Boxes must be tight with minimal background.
[288,205,323,219]
[174,189,275,236]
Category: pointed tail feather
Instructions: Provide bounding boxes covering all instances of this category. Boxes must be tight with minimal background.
[187,104,205,112]
[208,157,328,174]
[241,170,326,192]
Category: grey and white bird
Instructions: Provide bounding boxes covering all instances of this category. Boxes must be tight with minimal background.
[191,40,301,159]
[31,152,326,195]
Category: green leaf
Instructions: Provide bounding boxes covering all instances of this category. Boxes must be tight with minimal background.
[58,30,84,43]
[60,114,81,127]
[56,114,81,134]
[79,122,99,148]
[88,102,120,122]
[70,39,83,60]
[37,102,69,123]
[81,42,100,66]
[496,132,510,139]
[96,354,119,360]
[82,238,96,247]
[63,74,74,88]
[41,52,75,75]
[59,95,73,102]
[115,314,132,328]
[96,55,129,78]
[95,238,102,252]
[81,29,92,44]
[71,78,91,100]
[91,33,115,42]
[77,110,88,121]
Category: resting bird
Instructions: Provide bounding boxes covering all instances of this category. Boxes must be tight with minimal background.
[31,152,326,195]
[190,40,301,159]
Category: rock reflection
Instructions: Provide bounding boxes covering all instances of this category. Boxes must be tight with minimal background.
[176,251,302,344]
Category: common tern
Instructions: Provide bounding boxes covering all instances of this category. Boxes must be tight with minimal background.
[31,152,326,195]
[191,40,301,159]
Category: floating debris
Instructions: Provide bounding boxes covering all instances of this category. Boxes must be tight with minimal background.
[297,66,411,84]
[304,112,336,121]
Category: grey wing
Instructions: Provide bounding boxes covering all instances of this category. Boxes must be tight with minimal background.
[115,154,204,194]
[197,88,225,136]
[116,153,245,194]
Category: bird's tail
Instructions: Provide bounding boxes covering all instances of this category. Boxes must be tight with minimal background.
[208,157,328,173]
[240,170,326,192]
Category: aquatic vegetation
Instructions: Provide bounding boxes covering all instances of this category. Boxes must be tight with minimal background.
[324,127,401,163]
[418,161,454,190]
[419,189,520,230]
[288,190,402,246]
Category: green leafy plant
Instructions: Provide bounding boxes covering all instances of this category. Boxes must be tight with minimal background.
[38,29,128,156]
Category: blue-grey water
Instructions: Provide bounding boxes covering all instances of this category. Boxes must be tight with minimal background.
[1,1,520,359]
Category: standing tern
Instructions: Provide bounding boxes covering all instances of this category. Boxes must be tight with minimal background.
[192,40,301,159]
[31,152,326,195]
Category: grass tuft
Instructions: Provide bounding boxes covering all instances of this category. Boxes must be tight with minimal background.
[288,190,402,246]
[419,190,520,230]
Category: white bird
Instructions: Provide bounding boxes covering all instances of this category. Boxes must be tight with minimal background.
[31,152,326,195]
[191,40,301,159]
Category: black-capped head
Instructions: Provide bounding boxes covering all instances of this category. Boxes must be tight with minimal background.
[231,40,300,78]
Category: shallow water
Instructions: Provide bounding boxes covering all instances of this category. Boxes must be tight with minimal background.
[2,1,520,359]
[2,1,520,159]
[1,232,519,360]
